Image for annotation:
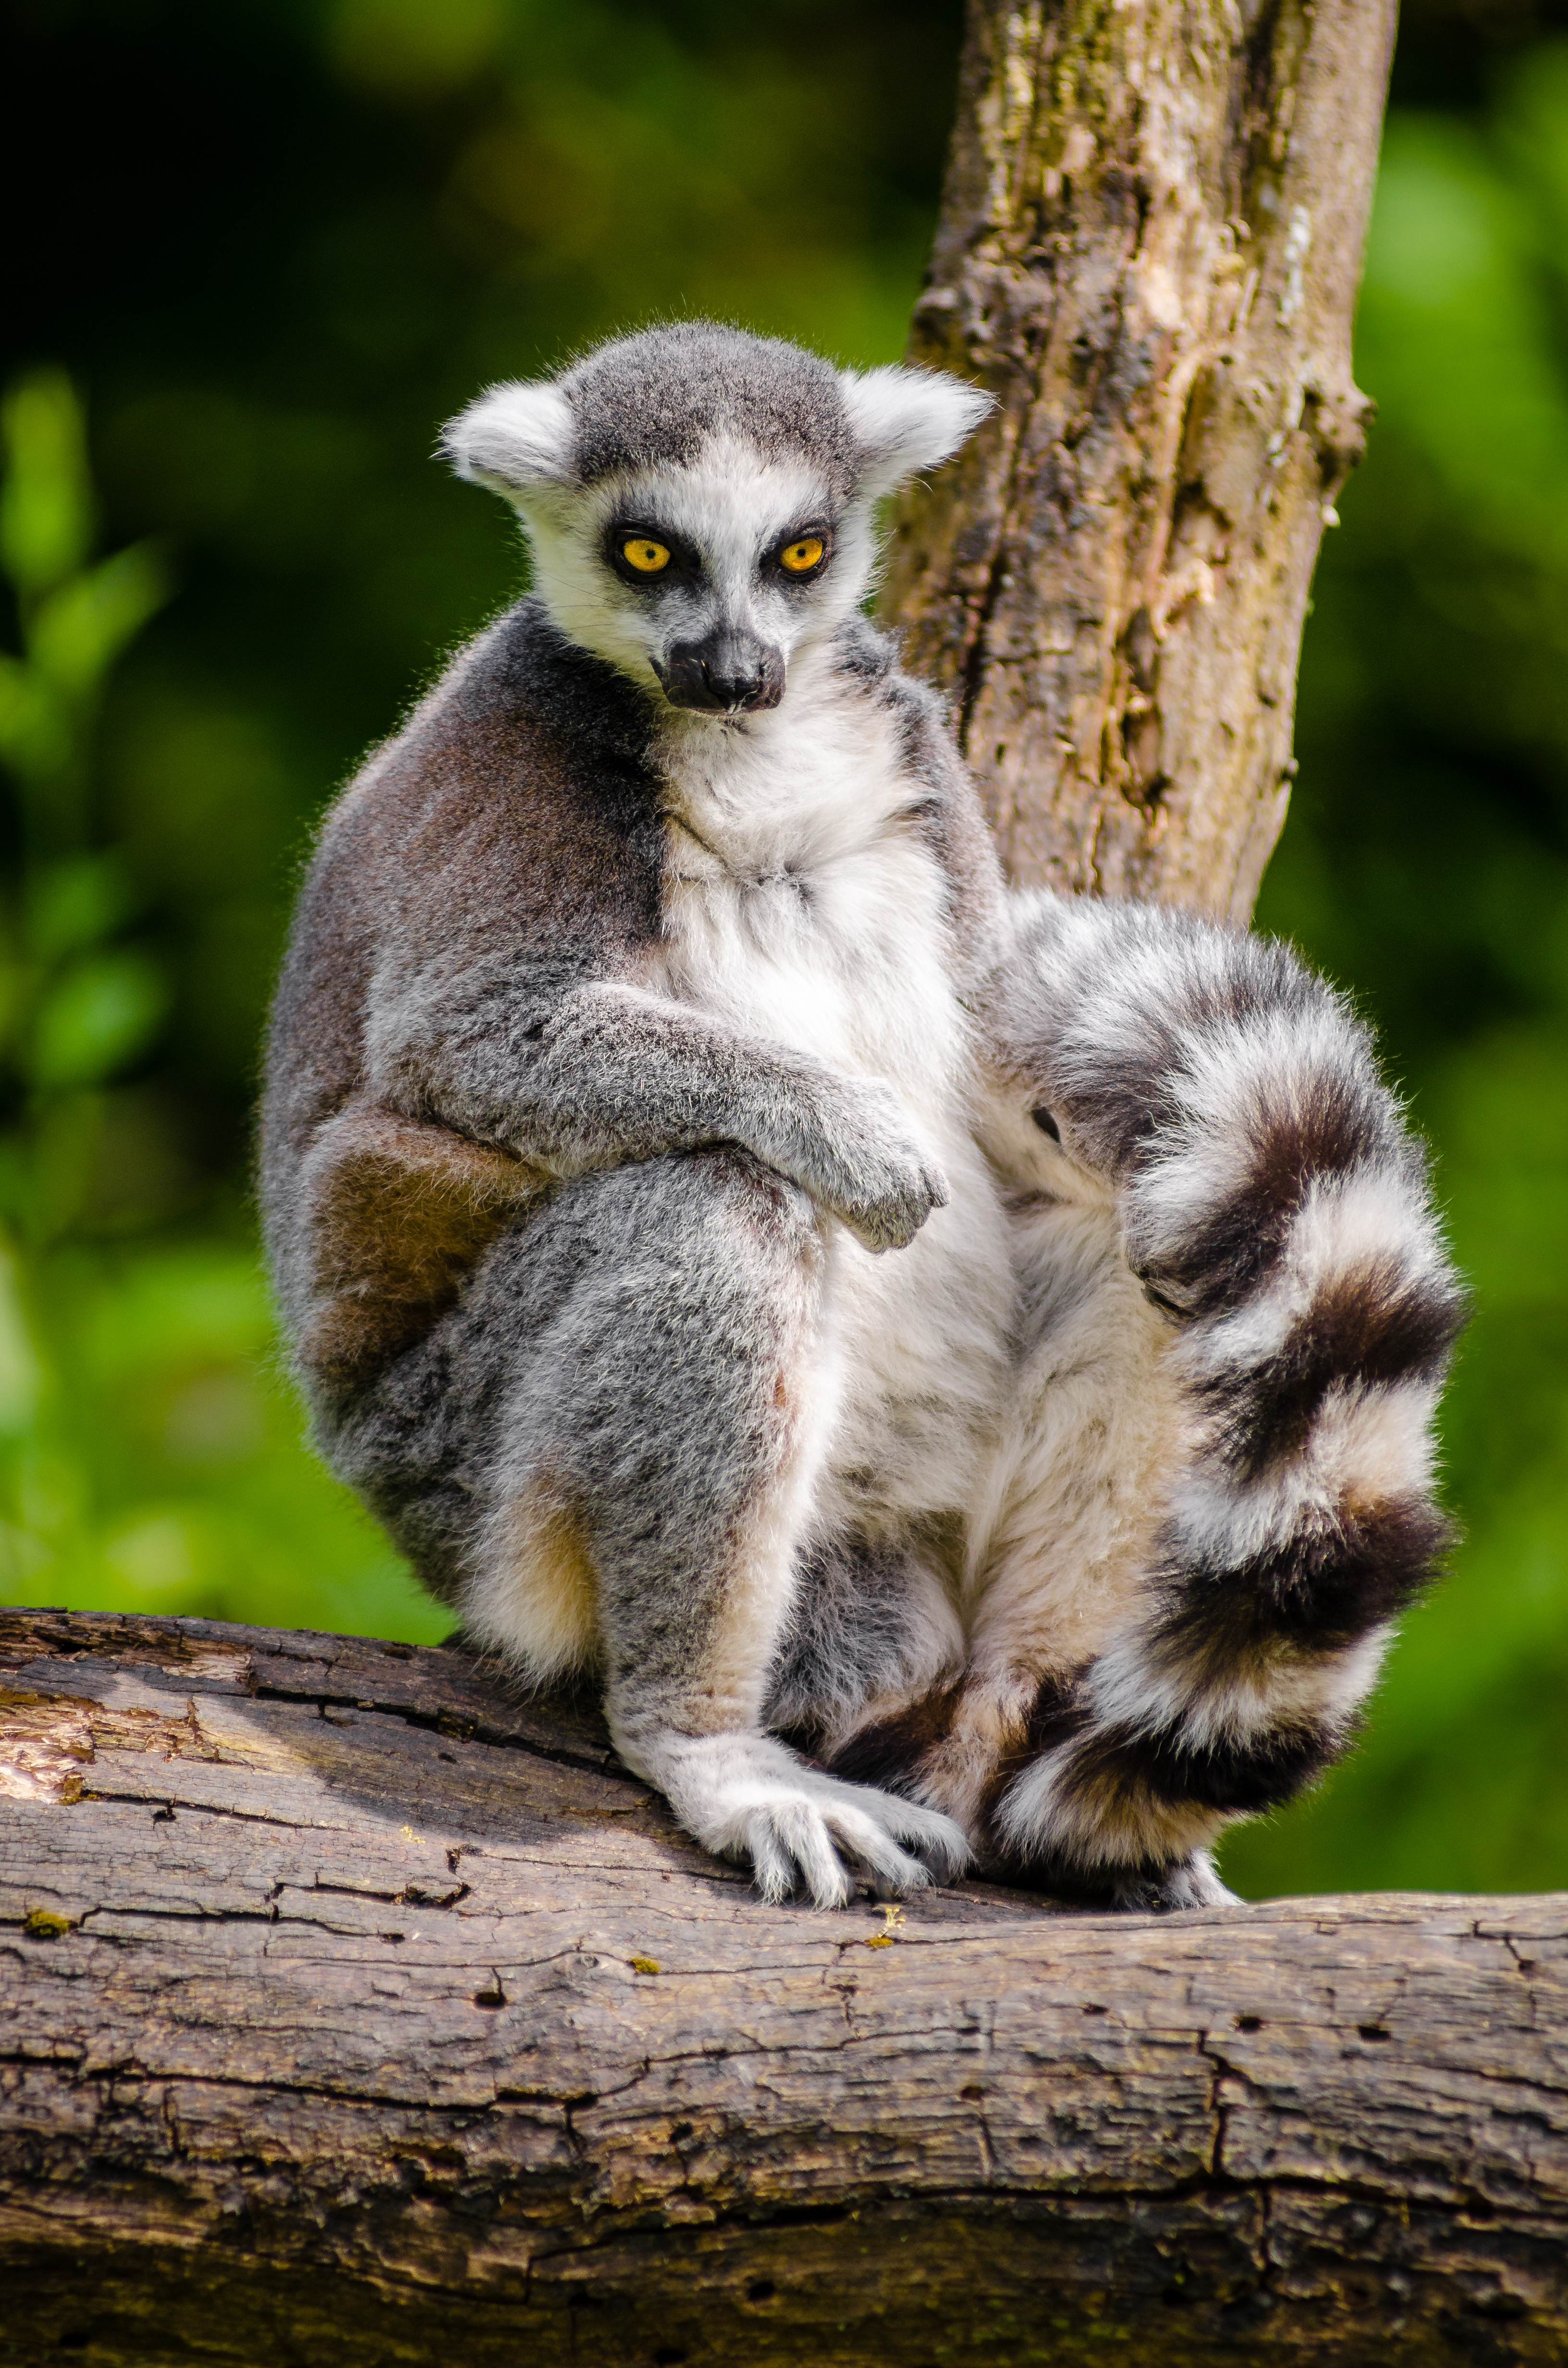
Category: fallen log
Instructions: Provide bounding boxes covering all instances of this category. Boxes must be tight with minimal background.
[3,1608,1565,2366]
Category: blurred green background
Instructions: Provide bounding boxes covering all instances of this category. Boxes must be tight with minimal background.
[2,0,1565,1897]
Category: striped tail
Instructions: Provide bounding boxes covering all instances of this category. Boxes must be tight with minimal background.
[981,893,1467,1896]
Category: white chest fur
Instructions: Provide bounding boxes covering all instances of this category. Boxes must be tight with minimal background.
[646,663,966,1132]
[645,658,1017,1530]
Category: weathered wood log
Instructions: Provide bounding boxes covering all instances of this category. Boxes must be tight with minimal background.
[4,1610,1566,2366]
[882,0,1396,918]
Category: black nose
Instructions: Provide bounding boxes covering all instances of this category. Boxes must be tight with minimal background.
[655,630,784,714]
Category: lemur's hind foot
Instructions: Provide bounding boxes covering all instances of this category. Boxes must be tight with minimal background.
[1104,1851,1239,1913]
[981,1849,1239,1913]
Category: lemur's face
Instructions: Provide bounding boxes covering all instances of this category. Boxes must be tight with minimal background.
[442,324,992,720]
[523,439,872,717]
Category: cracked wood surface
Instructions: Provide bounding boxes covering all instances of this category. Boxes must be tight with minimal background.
[882,0,1396,918]
[2,1610,1566,2367]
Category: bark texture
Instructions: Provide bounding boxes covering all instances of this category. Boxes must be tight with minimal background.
[882,0,1395,917]
[3,1610,1567,2368]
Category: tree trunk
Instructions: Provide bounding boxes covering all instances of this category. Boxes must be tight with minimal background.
[3,1611,1566,2368]
[882,0,1395,918]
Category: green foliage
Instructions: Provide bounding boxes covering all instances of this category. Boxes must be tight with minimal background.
[0,372,443,1640]
[2,0,1566,1893]
[0,372,95,595]
[0,376,171,1266]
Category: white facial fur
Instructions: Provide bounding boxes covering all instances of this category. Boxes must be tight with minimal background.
[515,436,872,701]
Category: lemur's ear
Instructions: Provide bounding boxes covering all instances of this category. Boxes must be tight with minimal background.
[838,364,993,497]
[441,380,576,497]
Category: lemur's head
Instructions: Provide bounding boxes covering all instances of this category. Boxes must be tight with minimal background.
[442,322,990,716]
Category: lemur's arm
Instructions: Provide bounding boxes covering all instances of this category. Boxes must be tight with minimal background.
[978,891,1467,1891]
[364,964,947,1254]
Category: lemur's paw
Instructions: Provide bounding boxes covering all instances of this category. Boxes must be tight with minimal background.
[840,1161,950,1256]
[808,1077,949,1254]
[1107,1850,1239,1915]
[634,1730,970,1909]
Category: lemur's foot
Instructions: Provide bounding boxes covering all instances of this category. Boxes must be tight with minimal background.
[1106,1850,1238,1914]
[623,1728,971,1909]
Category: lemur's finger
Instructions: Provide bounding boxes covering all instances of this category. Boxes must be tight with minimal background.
[743,1812,797,1905]
[818,1805,932,1895]
[881,1801,970,1884]
[823,1776,970,1879]
[768,1801,855,1910]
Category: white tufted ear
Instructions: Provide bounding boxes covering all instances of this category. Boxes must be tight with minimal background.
[441,379,576,497]
[838,363,992,497]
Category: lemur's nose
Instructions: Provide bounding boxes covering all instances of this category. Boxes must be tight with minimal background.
[658,629,785,714]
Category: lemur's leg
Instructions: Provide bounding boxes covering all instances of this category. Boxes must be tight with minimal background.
[763,1515,969,1762]
[840,1188,1182,1852]
[854,896,1465,1906]
[329,1145,968,1907]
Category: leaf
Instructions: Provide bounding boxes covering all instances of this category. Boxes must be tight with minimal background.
[0,652,72,782]
[0,1236,43,1435]
[32,950,169,1088]
[330,0,504,99]
[27,855,138,964]
[28,542,172,699]
[0,371,94,596]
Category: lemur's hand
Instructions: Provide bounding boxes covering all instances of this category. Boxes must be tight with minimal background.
[794,1074,949,1252]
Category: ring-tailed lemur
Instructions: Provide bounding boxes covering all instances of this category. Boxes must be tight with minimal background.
[262,322,1464,1912]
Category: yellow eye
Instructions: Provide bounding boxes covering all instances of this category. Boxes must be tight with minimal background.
[622,537,671,574]
[780,536,825,574]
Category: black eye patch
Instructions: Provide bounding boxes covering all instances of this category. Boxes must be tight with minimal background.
[604,518,702,589]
